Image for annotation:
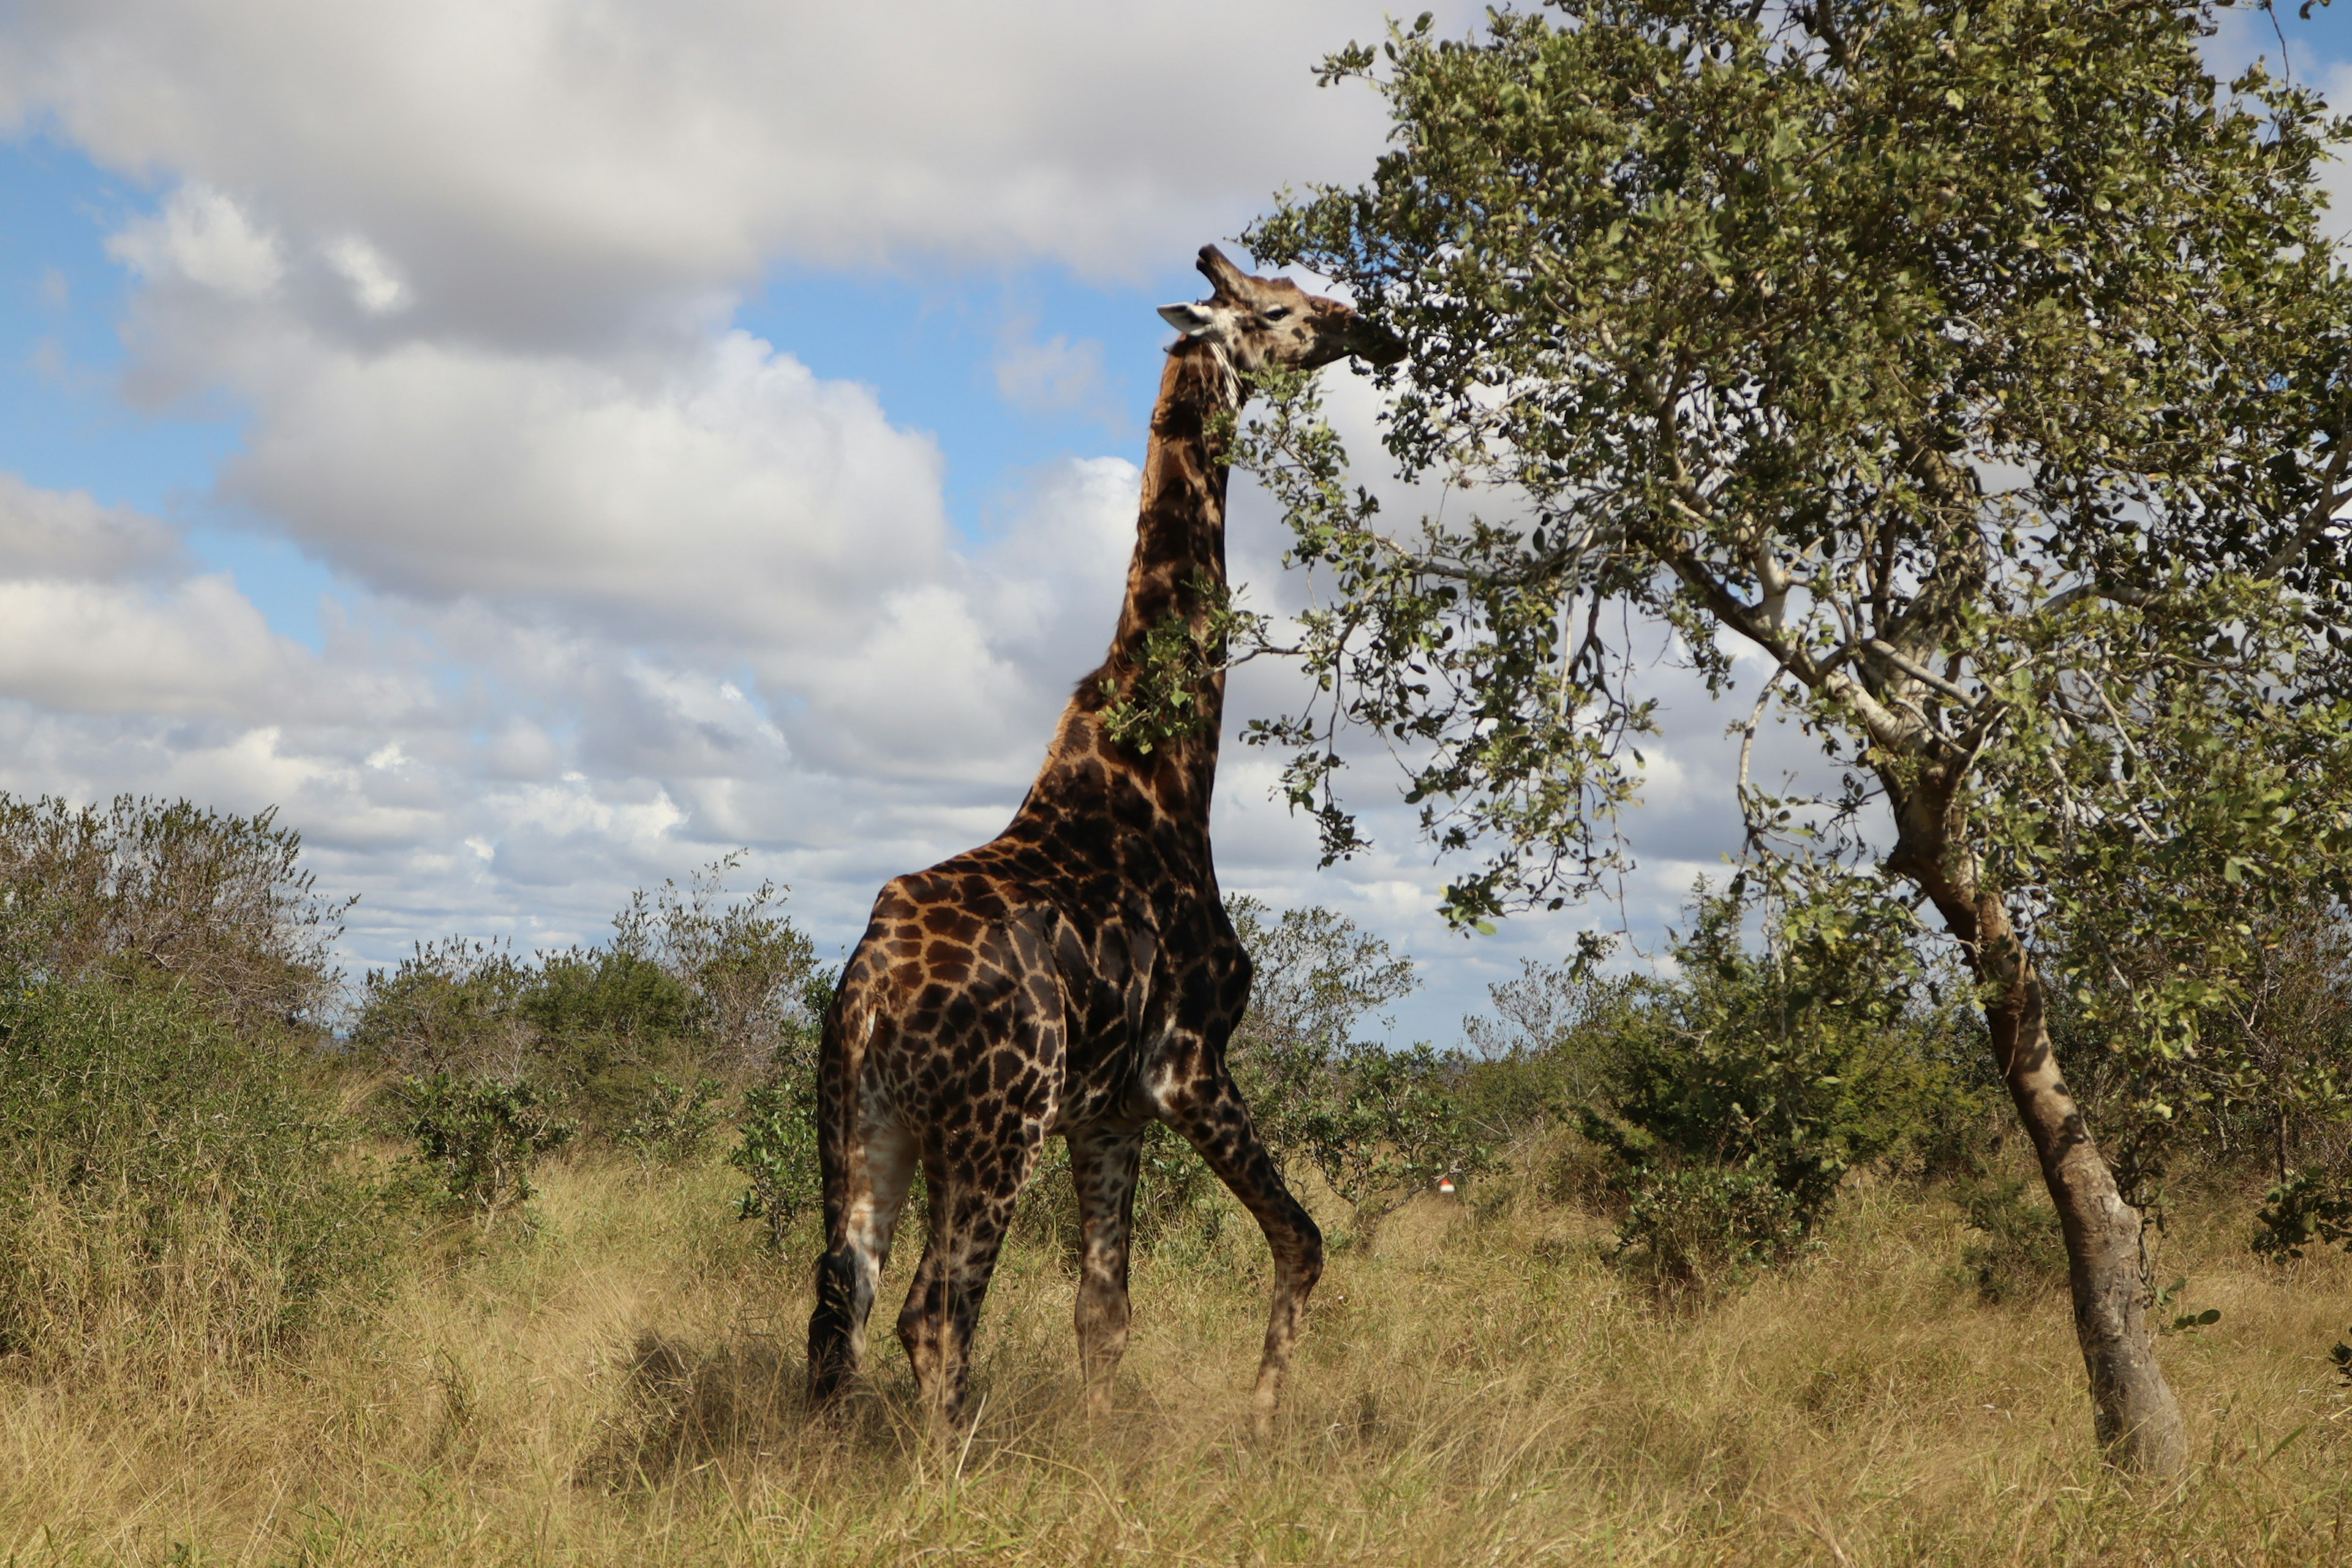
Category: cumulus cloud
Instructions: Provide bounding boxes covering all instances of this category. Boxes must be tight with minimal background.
[6,0,1422,345]
[218,327,950,645]
[995,321,1110,420]
[105,183,284,298]
[0,474,186,579]
[322,235,409,314]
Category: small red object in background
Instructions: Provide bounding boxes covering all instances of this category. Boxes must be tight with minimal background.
[1438,1177,1455,1194]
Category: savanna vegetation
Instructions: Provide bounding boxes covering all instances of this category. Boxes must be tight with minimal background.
[13,0,2352,1556]
[6,791,2352,1565]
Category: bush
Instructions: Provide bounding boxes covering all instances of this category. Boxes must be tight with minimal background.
[1581,879,1981,1240]
[2251,1169,2352,1264]
[349,938,537,1079]
[350,856,829,1144]
[1227,897,1493,1240]
[0,793,349,1034]
[731,1075,822,1250]
[0,977,379,1370]
[615,1074,725,1169]
[398,1072,575,1216]
[728,964,837,1251]
[1613,1167,1806,1302]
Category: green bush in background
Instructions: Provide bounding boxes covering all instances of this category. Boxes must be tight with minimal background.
[0,795,377,1371]
[0,978,377,1370]
[351,854,830,1150]
[397,1071,576,1215]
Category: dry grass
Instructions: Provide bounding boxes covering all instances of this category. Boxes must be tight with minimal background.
[5,1153,2350,1567]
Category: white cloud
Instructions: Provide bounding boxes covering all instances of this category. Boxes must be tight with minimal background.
[217,327,951,645]
[995,321,1109,419]
[105,183,284,298]
[0,574,305,715]
[323,234,409,314]
[0,474,186,579]
[7,1,1421,344]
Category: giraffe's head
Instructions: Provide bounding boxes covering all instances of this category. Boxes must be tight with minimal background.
[1156,245,1404,374]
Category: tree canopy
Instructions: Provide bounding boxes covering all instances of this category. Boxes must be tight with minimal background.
[1239,0,2352,1475]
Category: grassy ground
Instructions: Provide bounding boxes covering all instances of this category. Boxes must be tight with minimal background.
[4,1151,2350,1567]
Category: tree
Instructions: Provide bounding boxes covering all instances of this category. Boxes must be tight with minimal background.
[1241,0,2352,1473]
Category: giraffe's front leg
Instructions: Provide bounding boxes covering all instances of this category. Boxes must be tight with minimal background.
[1164,1072,1322,1441]
[1067,1123,1143,1416]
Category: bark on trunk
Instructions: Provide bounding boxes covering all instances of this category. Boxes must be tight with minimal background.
[1892,831,2187,1476]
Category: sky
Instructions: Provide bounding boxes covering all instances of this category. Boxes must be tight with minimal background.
[1,2,2349,1046]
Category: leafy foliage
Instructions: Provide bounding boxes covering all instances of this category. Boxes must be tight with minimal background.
[396,1072,575,1216]
[2251,1169,2352,1264]
[729,965,837,1251]
[0,977,380,1367]
[1226,896,1494,1239]
[732,1076,824,1251]
[350,854,827,1143]
[1951,1173,2068,1303]
[1613,1167,1804,1300]
[1582,878,1980,1232]
[0,793,350,1034]
[615,1074,725,1170]
[1096,573,1268,756]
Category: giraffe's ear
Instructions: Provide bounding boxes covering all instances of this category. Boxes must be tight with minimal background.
[1158,302,1216,336]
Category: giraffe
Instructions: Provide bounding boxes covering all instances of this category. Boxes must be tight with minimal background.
[806,245,1403,1436]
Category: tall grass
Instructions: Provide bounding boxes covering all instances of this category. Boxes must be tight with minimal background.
[4,1143,2348,1566]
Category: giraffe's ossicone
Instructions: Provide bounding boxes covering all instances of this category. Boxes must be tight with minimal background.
[805,246,1403,1435]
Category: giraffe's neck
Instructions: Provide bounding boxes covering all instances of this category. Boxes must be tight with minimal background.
[1023,339,1238,836]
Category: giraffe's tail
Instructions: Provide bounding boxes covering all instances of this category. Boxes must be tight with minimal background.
[807,956,878,1404]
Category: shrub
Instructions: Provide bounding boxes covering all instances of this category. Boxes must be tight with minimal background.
[350,856,829,1144]
[613,855,826,1074]
[731,1075,822,1250]
[1284,1040,1498,1242]
[0,793,349,1034]
[1582,879,1979,1238]
[1226,897,1493,1240]
[349,938,538,1079]
[398,1072,575,1215]
[1459,965,1658,1144]
[728,964,835,1251]
[0,977,378,1370]
[1613,1167,1806,1302]
[2250,1169,2352,1264]
[614,1074,725,1169]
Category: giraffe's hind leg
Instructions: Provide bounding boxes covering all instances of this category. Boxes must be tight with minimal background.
[1068,1123,1143,1416]
[897,1126,1044,1428]
[808,1109,919,1404]
[1164,1072,1323,1439]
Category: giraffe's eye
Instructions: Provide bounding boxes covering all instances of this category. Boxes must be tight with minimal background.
[1263,307,1292,322]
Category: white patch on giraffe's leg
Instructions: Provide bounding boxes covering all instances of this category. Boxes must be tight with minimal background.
[840,1111,918,1373]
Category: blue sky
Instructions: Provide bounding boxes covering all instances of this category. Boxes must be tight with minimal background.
[1,2,2348,1046]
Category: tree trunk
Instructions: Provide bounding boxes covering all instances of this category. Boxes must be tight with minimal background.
[1892,827,2187,1476]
